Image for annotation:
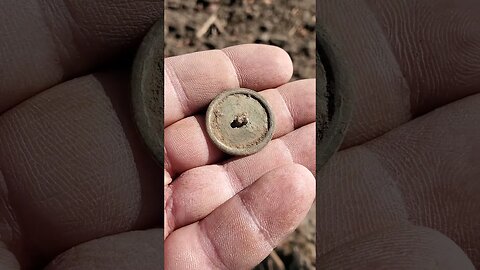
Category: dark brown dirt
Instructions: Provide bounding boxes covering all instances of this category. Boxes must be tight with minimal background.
[165,0,316,81]
[165,0,316,269]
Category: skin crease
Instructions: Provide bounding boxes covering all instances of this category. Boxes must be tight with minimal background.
[0,1,477,270]
[317,0,480,269]
[163,45,317,269]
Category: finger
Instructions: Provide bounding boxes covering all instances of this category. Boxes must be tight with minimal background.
[318,0,480,147]
[45,229,163,270]
[0,242,20,270]
[165,79,315,175]
[318,93,480,263]
[368,0,480,115]
[164,169,172,186]
[0,171,26,268]
[165,44,293,126]
[164,170,172,240]
[319,225,475,270]
[165,123,315,234]
[165,164,315,270]
[0,70,162,265]
[0,0,162,113]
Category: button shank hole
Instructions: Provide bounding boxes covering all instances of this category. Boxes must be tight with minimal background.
[231,114,248,128]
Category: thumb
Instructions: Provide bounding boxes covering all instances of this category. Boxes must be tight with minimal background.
[45,229,164,270]
[319,225,475,270]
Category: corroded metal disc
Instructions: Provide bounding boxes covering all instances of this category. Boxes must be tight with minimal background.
[316,24,353,169]
[131,20,164,164]
[206,88,275,156]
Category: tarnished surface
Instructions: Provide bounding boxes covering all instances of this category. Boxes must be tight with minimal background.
[131,20,164,165]
[316,27,353,169]
[206,88,275,156]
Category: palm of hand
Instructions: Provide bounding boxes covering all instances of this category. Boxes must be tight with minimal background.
[163,44,316,269]
[316,1,480,268]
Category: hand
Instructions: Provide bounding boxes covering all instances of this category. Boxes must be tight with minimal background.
[0,1,165,269]
[317,0,480,269]
[163,44,316,269]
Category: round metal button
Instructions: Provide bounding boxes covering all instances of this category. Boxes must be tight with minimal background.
[206,88,275,156]
[131,20,164,164]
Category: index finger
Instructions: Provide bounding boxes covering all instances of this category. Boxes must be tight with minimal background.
[165,44,293,127]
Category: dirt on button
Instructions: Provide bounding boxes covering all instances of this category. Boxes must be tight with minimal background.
[166,0,316,269]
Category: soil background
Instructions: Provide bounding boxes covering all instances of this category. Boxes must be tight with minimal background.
[165,0,316,269]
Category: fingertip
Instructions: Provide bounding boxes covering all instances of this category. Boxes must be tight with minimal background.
[222,44,293,89]
[276,163,316,206]
[280,123,316,174]
[276,79,316,128]
[241,163,316,240]
[164,170,172,186]
[266,44,294,83]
